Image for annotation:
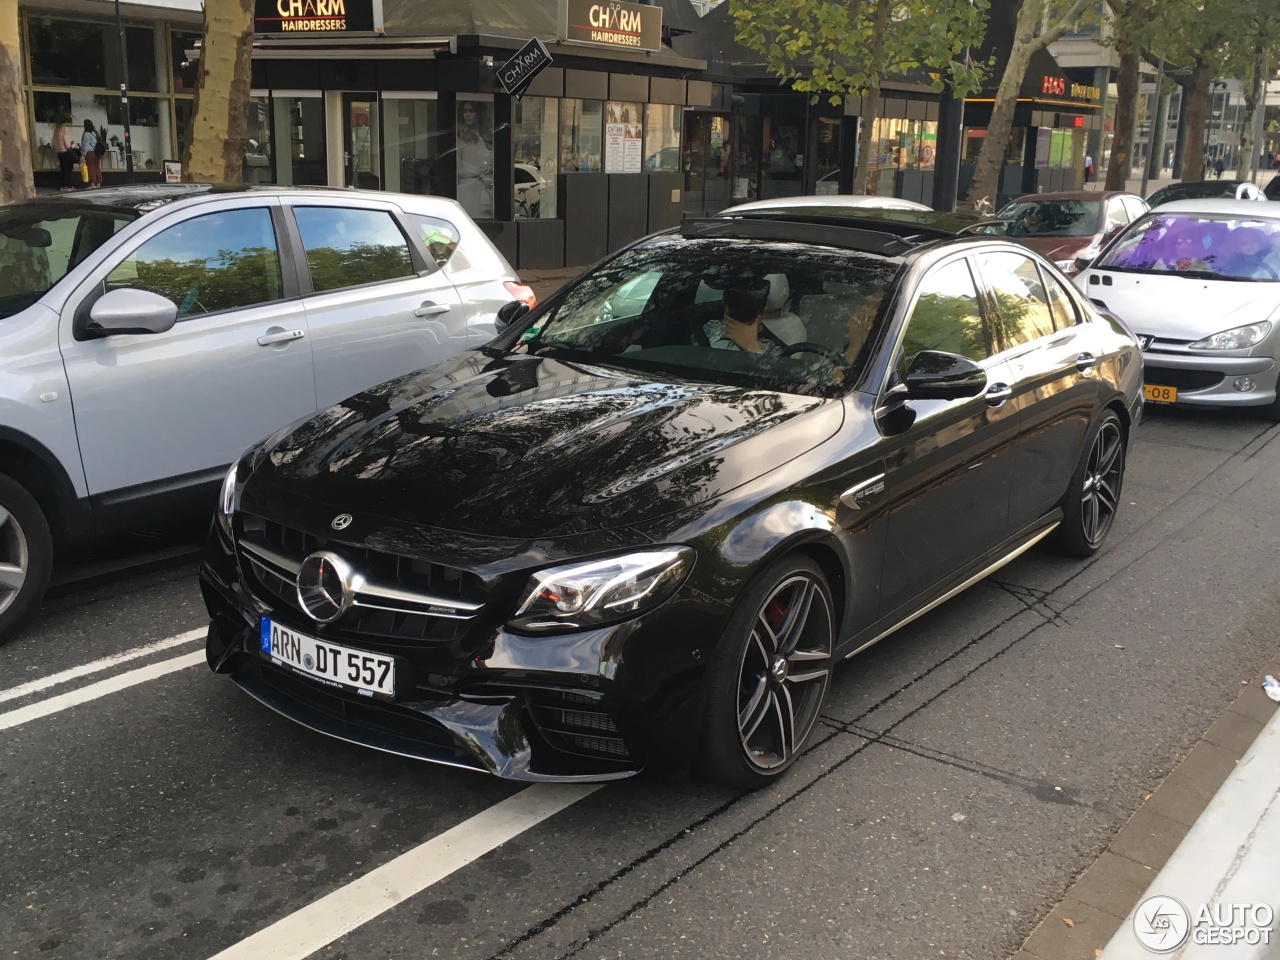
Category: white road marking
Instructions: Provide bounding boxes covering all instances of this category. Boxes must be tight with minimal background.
[207,782,602,960]
[0,628,204,705]
[0,650,205,732]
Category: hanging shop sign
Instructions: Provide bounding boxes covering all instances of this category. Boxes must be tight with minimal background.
[559,0,663,53]
[498,37,554,99]
[254,0,381,35]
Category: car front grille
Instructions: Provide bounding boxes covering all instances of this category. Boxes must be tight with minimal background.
[237,515,487,644]
[1143,366,1225,392]
[527,690,631,760]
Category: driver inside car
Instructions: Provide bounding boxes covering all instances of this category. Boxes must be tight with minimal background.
[701,282,786,355]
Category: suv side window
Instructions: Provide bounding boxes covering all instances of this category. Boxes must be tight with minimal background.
[105,207,283,318]
[897,259,990,376]
[293,207,416,292]
[411,215,460,268]
[977,251,1056,349]
[1039,265,1080,329]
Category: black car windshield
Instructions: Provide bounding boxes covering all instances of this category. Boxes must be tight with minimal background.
[1097,213,1280,281]
[0,206,136,318]
[512,237,900,397]
[997,199,1101,237]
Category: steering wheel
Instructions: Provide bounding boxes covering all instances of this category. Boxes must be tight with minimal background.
[782,341,852,371]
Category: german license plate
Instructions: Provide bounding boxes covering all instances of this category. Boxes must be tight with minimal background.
[260,618,395,699]
[1143,383,1177,404]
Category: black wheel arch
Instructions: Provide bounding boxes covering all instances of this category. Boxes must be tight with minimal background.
[0,427,95,550]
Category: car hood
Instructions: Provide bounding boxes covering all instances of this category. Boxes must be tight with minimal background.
[1075,270,1280,339]
[251,352,843,539]
[1014,235,1094,260]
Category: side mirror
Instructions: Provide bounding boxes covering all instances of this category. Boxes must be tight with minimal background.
[903,350,987,400]
[1074,256,1095,273]
[495,299,530,332]
[87,288,178,337]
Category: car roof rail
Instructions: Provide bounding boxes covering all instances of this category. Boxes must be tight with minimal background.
[680,216,920,256]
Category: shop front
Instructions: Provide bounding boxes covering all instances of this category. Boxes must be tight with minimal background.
[19,0,204,189]
[241,0,709,270]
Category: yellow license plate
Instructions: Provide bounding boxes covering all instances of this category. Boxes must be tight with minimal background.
[1143,383,1177,403]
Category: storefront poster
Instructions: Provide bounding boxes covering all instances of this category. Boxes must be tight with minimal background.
[605,123,626,173]
[623,123,642,173]
[163,160,181,183]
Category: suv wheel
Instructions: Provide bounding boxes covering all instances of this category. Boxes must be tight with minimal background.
[0,474,53,642]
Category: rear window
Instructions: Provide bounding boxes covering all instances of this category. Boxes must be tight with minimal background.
[0,207,135,318]
[511,237,901,397]
[1097,213,1280,282]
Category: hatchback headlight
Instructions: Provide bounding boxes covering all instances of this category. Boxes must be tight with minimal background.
[508,548,694,633]
[1188,321,1272,351]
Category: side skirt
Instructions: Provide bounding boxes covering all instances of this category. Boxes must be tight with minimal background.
[836,515,1061,661]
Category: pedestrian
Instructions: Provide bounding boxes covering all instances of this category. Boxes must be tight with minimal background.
[1084,154,1094,183]
[1213,156,1225,179]
[52,118,75,191]
[81,119,102,188]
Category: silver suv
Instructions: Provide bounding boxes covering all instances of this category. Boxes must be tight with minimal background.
[0,184,529,639]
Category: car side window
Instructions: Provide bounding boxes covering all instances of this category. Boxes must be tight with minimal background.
[1121,197,1147,222]
[293,207,416,292]
[977,252,1056,349]
[411,215,460,269]
[897,259,990,376]
[104,207,283,318]
[1039,265,1080,330]
[1105,200,1129,233]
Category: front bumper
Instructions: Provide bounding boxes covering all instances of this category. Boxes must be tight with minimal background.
[200,524,728,782]
[1142,351,1278,408]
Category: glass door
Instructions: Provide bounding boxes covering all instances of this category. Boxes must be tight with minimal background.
[343,93,381,189]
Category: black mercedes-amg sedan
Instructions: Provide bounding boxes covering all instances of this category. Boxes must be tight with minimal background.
[201,215,1143,789]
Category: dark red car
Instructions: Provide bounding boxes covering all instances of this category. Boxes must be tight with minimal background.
[997,190,1149,275]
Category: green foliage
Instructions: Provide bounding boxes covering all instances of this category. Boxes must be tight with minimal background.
[111,247,282,316]
[304,243,415,293]
[729,0,991,103]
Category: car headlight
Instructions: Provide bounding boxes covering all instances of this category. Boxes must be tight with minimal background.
[508,547,695,633]
[216,461,239,538]
[1188,321,1272,351]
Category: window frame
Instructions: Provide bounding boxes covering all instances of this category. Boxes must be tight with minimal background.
[285,201,432,297]
[1037,262,1083,330]
[971,249,1061,356]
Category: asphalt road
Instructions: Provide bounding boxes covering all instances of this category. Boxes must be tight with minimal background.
[3,407,1278,960]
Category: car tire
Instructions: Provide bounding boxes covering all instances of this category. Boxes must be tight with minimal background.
[0,473,54,643]
[1052,410,1126,558]
[700,555,836,790]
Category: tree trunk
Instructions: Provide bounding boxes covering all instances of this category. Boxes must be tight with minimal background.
[0,0,34,202]
[1104,49,1140,191]
[1235,47,1264,181]
[183,0,255,182]
[962,0,1043,210]
[1179,63,1212,183]
[854,0,891,195]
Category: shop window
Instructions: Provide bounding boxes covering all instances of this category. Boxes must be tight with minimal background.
[26,18,156,92]
[643,104,682,173]
[106,208,283,318]
[560,99,603,172]
[513,97,558,219]
[293,207,416,292]
[244,97,273,184]
[175,98,194,168]
[171,31,202,94]
[604,101,643,173]
[382,96,441,195]
[760,116,803,200]
[813,117,842,195]
[730,114,762,202]
[681,111,711,213]
[272,96,326,186]
[457,98,495,219]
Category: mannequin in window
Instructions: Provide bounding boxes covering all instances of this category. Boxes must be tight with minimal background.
[457,101,494,218]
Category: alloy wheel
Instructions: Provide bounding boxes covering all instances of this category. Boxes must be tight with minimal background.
[736,573,834,770]
[0,504,29,619]
[1081,419,1123,546]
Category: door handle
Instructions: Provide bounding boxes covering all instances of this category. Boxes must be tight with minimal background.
[1076,352,1096,372]
[985,382,1013,406]
[414,302,451,318]
[256,328,306,346]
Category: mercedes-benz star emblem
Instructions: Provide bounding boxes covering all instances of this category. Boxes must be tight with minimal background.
[331,513,353,531]
[296,551,353,623]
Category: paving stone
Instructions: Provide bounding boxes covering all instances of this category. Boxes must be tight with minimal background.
[1201,709,1266,755]
[1142,769,1214,827]
[1166,739,1241,793]
[1021,898,1125,960]
[1068,851,1157,916]
[1108,807,1190,869]
[1229,682,1280,724]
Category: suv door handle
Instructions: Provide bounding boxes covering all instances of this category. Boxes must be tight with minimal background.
[985,382,1013,406]
[1076,352,1096,372]
[414,302,451,318]
[257,328,306,346]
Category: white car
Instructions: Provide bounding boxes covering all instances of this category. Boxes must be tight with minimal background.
[1074,198,1280,418]
[721,194,932,215]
